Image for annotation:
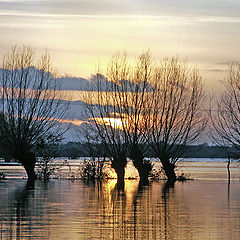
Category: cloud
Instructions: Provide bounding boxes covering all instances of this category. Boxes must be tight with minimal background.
[215,60,240,66]
[205,68,227,73]
[1,0,240,18]
[55,76,91,91]
[0,0,127,16]
[0,0,42,1]
[1,8,240,26]
[195,16,240,23]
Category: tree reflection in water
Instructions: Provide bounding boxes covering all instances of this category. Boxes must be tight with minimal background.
[0,179,240,239]
[92,179,194,240]
[1,181,48,240]
[12,181,35,239]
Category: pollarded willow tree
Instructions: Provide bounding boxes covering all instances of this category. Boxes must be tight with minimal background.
[0,46,66,181]
[149,58,206,184]
[119,52,153,185]
[84,54,130,188]
[84,52,153,186]
[210,62,240,153]
[84,53,206,186]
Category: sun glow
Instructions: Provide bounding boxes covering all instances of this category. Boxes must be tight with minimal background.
[102,117,126,129]
[91,117,128,130]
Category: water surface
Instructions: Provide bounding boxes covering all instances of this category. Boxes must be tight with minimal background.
[0,178,240,240]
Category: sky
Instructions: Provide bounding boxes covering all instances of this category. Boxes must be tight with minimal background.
[0,0,240,92]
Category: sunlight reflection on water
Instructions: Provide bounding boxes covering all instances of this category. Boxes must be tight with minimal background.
[0,178,240,240]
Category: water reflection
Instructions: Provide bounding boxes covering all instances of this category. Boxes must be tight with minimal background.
[1,181,47,239]
[11,182,34,239]
[0,179,240,240]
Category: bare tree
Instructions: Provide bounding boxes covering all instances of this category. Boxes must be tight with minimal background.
[211,62,240,148]
[84,54,206,186]
[149,58,206,184]
[83,52,155,186]
[119,52,153,185]
[83,53,130,188]
[210,62,240,182]
[0,46,66,181]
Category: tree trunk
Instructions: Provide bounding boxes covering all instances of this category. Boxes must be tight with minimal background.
[18,152,37,182]
[112,157,127,190]
[130,146,152,186]
[138,169,150,185]
[227,153,231,184]
[133,159,152,186]
[227,159,230,184]
[161,160,176,183]
[115,167,125,190]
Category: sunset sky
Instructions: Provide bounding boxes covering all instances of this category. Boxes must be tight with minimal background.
[0,0,239,91]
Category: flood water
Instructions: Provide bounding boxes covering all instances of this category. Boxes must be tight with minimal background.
[0,160,240,240]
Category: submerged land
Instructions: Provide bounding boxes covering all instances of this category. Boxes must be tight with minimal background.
[0,163,239,240]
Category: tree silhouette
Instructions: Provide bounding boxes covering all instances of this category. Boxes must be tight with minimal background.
[83,53,129,188]
[0,46,67,181]
[83,54,206,186]
[149,58,206,184]
[210,62,240,182]
[211,62,240,149]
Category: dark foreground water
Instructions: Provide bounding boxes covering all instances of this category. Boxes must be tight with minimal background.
[0,179,240,240]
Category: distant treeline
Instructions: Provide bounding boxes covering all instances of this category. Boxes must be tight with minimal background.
[1,142,238,161]
[40,143,239,159]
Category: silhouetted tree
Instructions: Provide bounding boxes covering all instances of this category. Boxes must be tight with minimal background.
[119,52,153,185]
[210,62,240,182]
[84,54,206,186]
[84,52,155,186]
[210,62,240,149]
[0,46,66,182]
[149,58,206,184]
[83,53,130,188]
